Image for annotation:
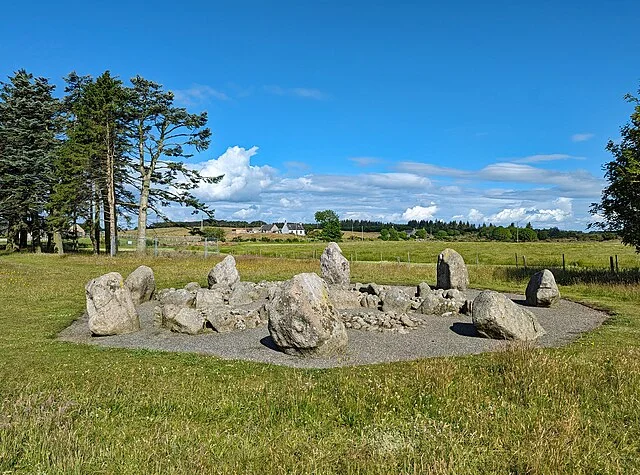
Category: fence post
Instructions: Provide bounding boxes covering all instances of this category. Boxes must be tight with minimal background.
[562,253,565,271]
[407,252,410,266]
[610,256,615,272]
[154,237,158,257]
[522,255,527,270]
[204,238,208,258]
[515,253,518,268]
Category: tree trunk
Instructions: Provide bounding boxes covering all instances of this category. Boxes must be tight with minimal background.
[93,190,101,254]
[19,228,28,250]
[54,231,64,255]
[136,173,152,254]
[105,122,117,257]
[102,191,111,256]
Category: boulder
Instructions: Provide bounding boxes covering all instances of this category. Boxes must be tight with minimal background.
[327,286,363,310]
[228,282,266,306]
[124,265,155,306]
[267,273,348,356]
[162,305,205,335]
[86,272,140,336]
[207,255,240,288]
[472,290,546,341]
[157,288,196,308]
[320,242,350,285]
[380,287,412,313]
[417,282,432,297]
[525,269,560,307]
[203,302,265,333]
[417,290,463,315]
[195,288,225,309]
[437,248,469,290]
[184,282,201,292]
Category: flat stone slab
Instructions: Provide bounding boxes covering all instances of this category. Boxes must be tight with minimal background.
[58,290,608,369]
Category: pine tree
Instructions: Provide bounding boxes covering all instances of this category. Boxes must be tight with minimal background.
[124,76,221,254]
[0,70,60,251]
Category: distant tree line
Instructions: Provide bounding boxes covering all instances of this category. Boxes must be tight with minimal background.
[0,69,221,254]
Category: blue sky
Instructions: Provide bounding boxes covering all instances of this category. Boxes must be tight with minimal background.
[2,0,639,228]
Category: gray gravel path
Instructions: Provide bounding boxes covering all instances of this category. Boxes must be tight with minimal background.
[58,291,608,369]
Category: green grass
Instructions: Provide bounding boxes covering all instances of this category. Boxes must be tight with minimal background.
[223,239,640,269]
[1,249,640,474]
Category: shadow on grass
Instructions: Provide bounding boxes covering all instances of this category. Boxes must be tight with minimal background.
[501,266,640,286]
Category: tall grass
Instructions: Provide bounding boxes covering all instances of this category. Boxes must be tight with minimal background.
[0,251,639,473]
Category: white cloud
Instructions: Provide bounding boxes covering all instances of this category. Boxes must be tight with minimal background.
[468,208,484,222]
[511,154,583,164]
[263,85,328,100]
[571,133,594,142]
[349,157,382,167]
[231,205,260,219]
[172,84,229,105]
[402,205,438,221]
[279,197,302,208]
[195,146,276,202]
[486,198,573,225]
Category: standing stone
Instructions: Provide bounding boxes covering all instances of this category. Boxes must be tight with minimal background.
[208,255,240,288]
[320,242,350,285]
[472,290,546,341]
[267,273,348,356]
[124,265,155,306]
[437,248,469,290]
[86,272,140,336]
[525,269,560,307]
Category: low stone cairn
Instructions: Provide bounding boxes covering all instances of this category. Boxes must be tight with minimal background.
[83,245,551,354]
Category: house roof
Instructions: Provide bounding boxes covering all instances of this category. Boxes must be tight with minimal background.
[286,223,305,230]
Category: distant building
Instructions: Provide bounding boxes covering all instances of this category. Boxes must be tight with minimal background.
[258,222,306,236]
[282,222,306,236]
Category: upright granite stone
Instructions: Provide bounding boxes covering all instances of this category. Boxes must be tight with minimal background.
[437,248,469,290]
[85,272,140,336]
[267,273,348,356]
[526,269,560,307]
[208,255,240,288]
[320,242,350,285]
[124,265,155,306]
[472,290,545,341]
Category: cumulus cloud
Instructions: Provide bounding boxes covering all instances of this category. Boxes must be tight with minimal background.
[195,146,276,202]
[486,198,573,225]
[468,208,484,222]
[279,197,302,208]
[172,84,229,105]
[402,205,438,221]
[571,133,594,142]
[231,205,260,219]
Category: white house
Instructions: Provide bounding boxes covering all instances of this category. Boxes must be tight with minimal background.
[281,222,306,236]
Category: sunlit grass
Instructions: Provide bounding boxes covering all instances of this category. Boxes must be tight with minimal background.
[1,250,639,473]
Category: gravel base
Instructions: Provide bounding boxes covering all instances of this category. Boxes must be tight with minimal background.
[58,290,608,369]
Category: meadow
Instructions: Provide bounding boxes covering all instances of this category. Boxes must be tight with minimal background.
[1,242,639,473]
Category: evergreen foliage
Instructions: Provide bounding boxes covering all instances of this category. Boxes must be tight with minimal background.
[0,70,60,250]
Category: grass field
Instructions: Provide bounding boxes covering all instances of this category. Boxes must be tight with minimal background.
[1,246,640,473]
